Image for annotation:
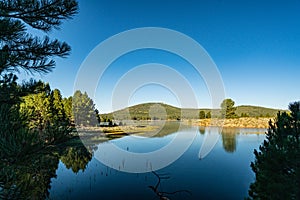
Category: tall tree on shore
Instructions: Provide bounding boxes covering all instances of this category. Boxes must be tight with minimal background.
[199,110,206,119]
[72,90,98,127]
[62,96,73,122]
[220,98,237,119]
[248,101,300,199]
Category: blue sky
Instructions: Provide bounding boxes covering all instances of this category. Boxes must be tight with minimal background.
[21,0,300,113]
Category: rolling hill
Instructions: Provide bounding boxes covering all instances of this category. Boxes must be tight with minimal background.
[100,102,286,120]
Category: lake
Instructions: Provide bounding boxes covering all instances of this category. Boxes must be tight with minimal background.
[48,123,266,200]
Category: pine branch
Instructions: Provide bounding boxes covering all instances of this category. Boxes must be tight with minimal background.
[0,0,78,32]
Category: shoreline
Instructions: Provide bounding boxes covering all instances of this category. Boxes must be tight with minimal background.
[191,117,274,129]
[76,117,274,135]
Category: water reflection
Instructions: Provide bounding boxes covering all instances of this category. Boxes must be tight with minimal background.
[199,127,205,135]
[221,128,239,153]
[198,126,238,153]
[0,137,92,199]
[1,125,266,199]
[60,145,92,173]
[0,149,59,199]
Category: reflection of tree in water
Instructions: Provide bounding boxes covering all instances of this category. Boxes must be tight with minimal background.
[60,145,92,173]
[0,150,59,199]
[221,128,239,153]
[0,139,92,199]
[199,127,205,135]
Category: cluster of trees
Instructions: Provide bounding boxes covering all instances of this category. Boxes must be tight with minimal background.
[0,0,79,160]
[19,83,72,143]
[248,101,300,199]
[198,98,237,119]
[199,99,275,119]
[199,110,211,119]
[0,1,94,198]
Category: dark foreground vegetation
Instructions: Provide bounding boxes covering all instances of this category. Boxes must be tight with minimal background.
[248,101,300,199]
[0,0,82,160]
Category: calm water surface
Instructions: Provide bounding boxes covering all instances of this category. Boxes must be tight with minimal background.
[48,125,266,200]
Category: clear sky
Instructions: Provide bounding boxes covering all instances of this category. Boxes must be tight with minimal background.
[20,0,300,113]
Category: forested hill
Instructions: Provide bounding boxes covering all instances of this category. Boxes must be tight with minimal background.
[100,103,286,120]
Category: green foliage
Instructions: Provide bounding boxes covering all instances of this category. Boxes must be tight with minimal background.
[0,0,78,74]
[62,96,73,121]
[241,112,249,117]
[19,84,72,144]
[0,76,45,160]
[221,98,237,119]
[0,0,78,158]
[248,101,300,199]
[199,110,206,119]
[206,111,211,118]
[72,90,98,127]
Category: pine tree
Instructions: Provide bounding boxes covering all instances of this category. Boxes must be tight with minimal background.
[72,90,98,127]
[199,110,206,119]
[62,96,73,122]
[220,98,237,118]
[248,102,300,199]
[0,0,78,74]
[206,111,211,118]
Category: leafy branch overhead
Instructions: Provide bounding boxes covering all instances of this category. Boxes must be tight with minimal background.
[0,0,78,74]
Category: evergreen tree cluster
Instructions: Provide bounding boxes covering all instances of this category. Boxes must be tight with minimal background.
[0,0,78,158]
[199,110,212,119]
[19,82,73,144]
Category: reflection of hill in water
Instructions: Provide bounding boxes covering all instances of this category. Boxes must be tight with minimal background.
[136,121,183,137]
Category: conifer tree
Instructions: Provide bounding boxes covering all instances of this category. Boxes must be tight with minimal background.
[248,102,300,199]
[72,90,98,127]
[0,0,78,74]
[220,98,237,118]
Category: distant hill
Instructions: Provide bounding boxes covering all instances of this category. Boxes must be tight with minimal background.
[100,102,286,120]
[235,105,284,117]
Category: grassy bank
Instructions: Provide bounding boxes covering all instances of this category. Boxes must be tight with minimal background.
[194,117,274,128]
[77,125,159,136]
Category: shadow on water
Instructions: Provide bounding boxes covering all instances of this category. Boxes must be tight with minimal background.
[0,136,93,199]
